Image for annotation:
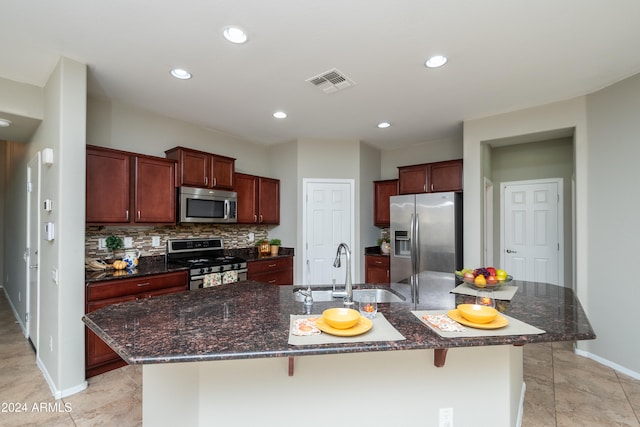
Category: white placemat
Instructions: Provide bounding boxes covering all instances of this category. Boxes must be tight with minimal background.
[412,310,545,338]
[288,313,405,346]
[450,282,519,300]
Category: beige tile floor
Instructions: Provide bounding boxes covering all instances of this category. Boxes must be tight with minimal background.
[1,293,639,427]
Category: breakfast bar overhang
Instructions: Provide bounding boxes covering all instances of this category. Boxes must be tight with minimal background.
[83,280,595,427]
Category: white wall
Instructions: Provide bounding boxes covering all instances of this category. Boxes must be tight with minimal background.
[2,57,88,397]
[490,138,574,286]
[584,72,640,375]
[87,98,272,177]
[380,135,463,179]
[463,91,640,377]
[358,142,382,276]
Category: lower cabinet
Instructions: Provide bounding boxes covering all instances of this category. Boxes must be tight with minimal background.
[365,255,390,285]
[85,270,188,378]
[247,257,293,285]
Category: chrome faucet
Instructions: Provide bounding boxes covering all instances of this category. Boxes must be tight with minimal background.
[332,243,354,307]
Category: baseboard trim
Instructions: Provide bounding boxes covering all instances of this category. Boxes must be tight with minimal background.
[575,348,640,381]
[36,357,88,399]
[516,381,526,427]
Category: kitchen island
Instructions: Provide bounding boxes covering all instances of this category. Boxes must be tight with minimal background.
[83,278,594,427]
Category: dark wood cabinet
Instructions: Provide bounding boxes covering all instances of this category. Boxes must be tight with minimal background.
[373,179,398,227]
[134,156,176,223]
[365,255,390,284]
[398,159,462,195]
[235,173,280,224]
[86,147,130,223]
[247,256,293,285]
[85,271,188,378]
[86,145,176,225]
[165,146,235,190]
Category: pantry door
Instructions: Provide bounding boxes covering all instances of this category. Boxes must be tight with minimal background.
[303,179,354,286]
[501,179,563,286]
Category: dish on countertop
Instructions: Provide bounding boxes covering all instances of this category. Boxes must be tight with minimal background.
[447,309,509,330]
[315,316,373,336]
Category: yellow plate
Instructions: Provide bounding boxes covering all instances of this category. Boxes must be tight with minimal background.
[447,309,509,330]
[315,316,373,337]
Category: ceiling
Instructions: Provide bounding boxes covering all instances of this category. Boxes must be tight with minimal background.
[2,1,640,150]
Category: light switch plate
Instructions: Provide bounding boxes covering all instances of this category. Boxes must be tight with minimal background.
[152,236,161,247]
[124,237,133,248]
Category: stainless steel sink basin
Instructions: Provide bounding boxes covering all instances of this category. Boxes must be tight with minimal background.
[293,288,405,303]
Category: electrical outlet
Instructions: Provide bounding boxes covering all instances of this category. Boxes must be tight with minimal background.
[51,268,58,284]
[248,232,255,242]
[124,237,133,248]
[18,291,21,302]
[152,236,161,247]
[49,336,53,352]
[98,238,107,249]
[439,407,453,427]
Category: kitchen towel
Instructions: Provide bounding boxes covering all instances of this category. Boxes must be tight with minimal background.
[202,273,222,287]
[412,310,545,338]
[450,282,519,300]
[288,313,405,346]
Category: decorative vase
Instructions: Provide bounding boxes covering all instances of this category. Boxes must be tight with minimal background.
[258,241,271,257]
[380,241,390,254]
[270,245,280,256]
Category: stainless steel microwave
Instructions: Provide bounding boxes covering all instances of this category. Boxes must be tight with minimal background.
[178,187,237,223]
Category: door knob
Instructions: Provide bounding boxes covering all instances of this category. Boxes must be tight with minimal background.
[29,264,38,269]
[506,249,517,253]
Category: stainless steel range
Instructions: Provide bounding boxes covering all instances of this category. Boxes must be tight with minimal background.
[166,238,247,290]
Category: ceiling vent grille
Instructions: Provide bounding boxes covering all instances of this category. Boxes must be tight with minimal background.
[306,68,356,94]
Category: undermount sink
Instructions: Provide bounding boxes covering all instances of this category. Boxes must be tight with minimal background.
[293,287,406,303]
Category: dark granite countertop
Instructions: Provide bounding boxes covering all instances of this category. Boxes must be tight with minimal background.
[364,246,389,256]
[85,249,295,283]
[82,277,595,365]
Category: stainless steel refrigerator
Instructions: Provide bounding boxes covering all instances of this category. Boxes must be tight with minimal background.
[390,192,462,303]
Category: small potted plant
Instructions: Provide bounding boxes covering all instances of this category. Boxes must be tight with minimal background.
[269,238,281,256]
[256,239,271,258]
[105,235,124,259]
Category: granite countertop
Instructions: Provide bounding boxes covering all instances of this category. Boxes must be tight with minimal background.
[82,278,595,365]
[85,248,295,283]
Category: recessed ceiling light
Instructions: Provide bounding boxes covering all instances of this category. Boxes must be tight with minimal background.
[425,55,448,68]
[0,118,12,127]
[170,68,192,80]
[377,122,391,129]
[273,111,287,119]
[223,26,248,44]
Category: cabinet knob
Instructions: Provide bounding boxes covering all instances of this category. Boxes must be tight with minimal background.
[254,214,257,223]
[204,176,208,186]
[213,177,217,186]
[259,214,263,223]
[423,184,426,192]
[126,210,129,220]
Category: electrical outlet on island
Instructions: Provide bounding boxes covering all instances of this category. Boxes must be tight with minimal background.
[124,237,133,248]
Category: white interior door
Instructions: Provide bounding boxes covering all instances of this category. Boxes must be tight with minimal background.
[303,179,354,286]
[501,179,563,285]
[26,153,41,348]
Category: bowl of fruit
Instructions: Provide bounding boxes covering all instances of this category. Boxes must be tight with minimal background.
[454,267,512,290]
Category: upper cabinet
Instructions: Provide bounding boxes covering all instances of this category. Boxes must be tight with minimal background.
[235,173,280,224]
[165,146,235,190]
[86,145,176,225]
[398,159,462,195]
[373,179,398,227]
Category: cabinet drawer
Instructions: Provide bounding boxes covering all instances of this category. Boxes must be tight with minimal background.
[87,271,188,301]
[365,255,390,269]
[250,270,293,286]
[247,257,293,275]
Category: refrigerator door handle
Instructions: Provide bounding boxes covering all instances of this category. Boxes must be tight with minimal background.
[414,213,420,273]
[409,214,416,273]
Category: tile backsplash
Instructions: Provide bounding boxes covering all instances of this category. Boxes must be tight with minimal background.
[86,224,270,260]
